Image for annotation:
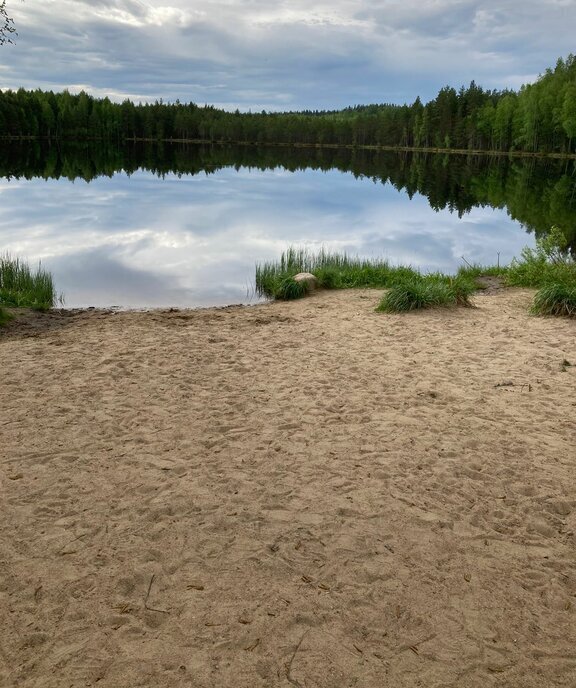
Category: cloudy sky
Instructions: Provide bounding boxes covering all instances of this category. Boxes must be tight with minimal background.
[1,0,575,111]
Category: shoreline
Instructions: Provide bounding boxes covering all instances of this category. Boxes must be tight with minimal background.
[3,136,576,160]
[1,288,575,687]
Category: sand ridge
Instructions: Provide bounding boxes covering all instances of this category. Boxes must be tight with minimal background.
[1,289,575,687]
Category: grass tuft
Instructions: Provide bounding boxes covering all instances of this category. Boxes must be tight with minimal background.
[0,305,13,326]
[0,254,60,312]
[273,276,311,300]
[315,266,342,290]
[447,276,477,306]
[376,279,431,312]
[530,283,576,317]
[376,275,476,313]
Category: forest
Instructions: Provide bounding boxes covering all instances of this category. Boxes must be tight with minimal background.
[1,55,576,155]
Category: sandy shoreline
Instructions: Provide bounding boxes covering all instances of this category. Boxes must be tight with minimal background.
[1,288,575,687]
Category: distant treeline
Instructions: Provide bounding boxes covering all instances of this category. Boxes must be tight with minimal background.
[1,141,575,251]
[1,55,576,154]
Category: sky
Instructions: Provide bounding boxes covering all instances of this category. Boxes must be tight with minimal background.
[1,0,576,111]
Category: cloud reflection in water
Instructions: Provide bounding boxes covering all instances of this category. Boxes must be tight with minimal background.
[0,168,533,308]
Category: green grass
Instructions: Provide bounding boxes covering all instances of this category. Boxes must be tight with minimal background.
[255,247,421,298]
[0,254,60,313]
[457,264,509,287]
[501,228,576,317]
[504,226,576,288]
[531,283,576,317]
[0,305,13,326]
[505,251,576,288]
[256,246,479,310]
[273,275,312,300]
[376,275,476,312]
[257,230,576,318]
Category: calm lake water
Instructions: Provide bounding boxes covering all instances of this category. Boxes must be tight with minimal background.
[0,144,573,309]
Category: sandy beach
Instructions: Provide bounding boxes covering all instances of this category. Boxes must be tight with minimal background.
[1,287,575,687]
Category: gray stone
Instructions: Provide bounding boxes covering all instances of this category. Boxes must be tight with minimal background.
[293,272,318,290]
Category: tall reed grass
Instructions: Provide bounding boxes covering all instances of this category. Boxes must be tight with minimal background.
[0,254,60,312]
[255,247,420,299]
[256,246,482,307]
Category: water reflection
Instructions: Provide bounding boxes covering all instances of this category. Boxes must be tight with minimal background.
[1,144,573,308]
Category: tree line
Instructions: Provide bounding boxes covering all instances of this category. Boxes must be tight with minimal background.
[1,54,576,154]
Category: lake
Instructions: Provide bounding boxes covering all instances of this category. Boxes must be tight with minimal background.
[0,144,574,308]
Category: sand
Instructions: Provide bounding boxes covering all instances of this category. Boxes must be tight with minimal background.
[1,288,575,688]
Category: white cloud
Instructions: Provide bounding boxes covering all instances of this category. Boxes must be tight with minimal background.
[2,0,576,108]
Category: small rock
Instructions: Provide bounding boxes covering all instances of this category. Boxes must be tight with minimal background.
[293,272,317,289]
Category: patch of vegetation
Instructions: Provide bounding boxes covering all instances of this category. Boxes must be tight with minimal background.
[447,276,477,306]
[257,230,576,319]
[505,226,576,288]
[500,227,576,318]
[314,266,342,290]
[458,264,508,279]
[457,264,509,289]
[0,254,60,313]
[531,283,576,317]
[375,279,431,312]
[273,276,312,300]
[257,247,479,311]
[376,275,476,312]
[0,305,13,326]
[255,247,420,299]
